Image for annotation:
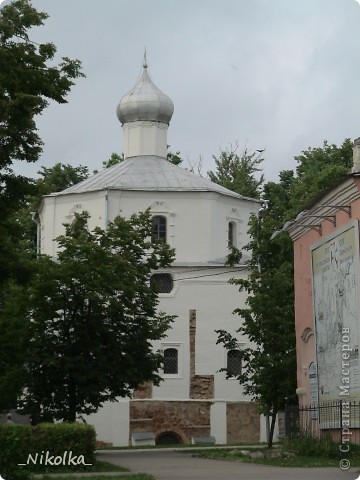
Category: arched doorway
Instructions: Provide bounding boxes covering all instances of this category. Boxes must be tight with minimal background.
[156,431,183,445]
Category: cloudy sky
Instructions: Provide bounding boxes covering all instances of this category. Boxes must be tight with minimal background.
[7,0,360,182]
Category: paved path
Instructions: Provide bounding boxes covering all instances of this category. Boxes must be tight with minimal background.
[97,449,359,480]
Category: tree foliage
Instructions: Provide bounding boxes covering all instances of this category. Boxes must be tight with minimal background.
[0,282,30,411]
[216,138,352,447]
[0,0,84,294]
[102,152,124,169]
[100,150,183,170]
[208,145,264,199]
[290,138,353,213]
[167,150,183,166]
[217,189,297,447]
[0,0,84,169]
[36,163,90,196]
[4,210,175,422]
[4,163,91,280]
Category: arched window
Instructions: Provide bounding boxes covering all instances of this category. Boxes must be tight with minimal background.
[150,273,174,294]
[227,349,242,377]
[228,221,236,247]
[152,215,167,242]
[163,348,178,374]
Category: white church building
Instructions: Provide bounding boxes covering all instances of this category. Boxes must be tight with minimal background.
[38,60,265,446]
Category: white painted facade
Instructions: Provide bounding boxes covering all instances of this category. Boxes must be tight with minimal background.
[38,62,268,445]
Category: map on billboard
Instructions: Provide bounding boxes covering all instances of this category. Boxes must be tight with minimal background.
[312,221,360,403]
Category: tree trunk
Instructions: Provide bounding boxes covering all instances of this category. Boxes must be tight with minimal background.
[67,380,77,422]
[268,411,278,448]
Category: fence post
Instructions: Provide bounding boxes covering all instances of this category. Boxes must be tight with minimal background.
[339,400,343,444]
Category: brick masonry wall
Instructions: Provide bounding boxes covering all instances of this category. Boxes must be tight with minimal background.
[226,402,260,444]
[189,309,214,399]
[130,400,212,444]
[133,382,153,399]
[128,309,260,445]
[190,375,214,399]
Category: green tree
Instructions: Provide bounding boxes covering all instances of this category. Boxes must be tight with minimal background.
[102,152,124,169]
[208,145,264,199]
[167,150,183,166]
[36,163,90,196]
[216,138,353,447]
[99,150,183,171]
[0,282,30,411]
[0,0,84,170]
[0,163,91,413]
[10,163,90,267]
[0,0,84,290]
[210,144,295,447]
[217,195,297,447]
[10,210,175,422]
[290,138,353,212]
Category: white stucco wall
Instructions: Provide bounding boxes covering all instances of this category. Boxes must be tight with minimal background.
[123,121,169,159]
[151,267,250,402]
[84,399,129,446]
[210,402,227,444]
[40,188,258,265]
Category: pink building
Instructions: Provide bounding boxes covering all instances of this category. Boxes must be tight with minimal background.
[285,139,360,437]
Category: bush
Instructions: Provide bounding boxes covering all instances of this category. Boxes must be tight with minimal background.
[0,425,33,480]
[282,432,339,458]
[0,422,96,476]
[31,422,96,468]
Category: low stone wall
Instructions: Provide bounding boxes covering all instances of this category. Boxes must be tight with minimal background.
[226,402,260,443]
[130,400,212,444]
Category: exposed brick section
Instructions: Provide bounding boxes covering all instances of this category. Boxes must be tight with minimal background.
[130,400,211,444]
[189,309,214,399]
[190,375,214,399]
[226,402,260,444]
[133,382,153,399]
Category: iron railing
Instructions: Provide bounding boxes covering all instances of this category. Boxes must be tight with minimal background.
[285,401,360,443]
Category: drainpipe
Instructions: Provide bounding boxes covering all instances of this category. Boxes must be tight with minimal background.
[257,200,270,443]
[31,211,40,255]
[104,188,109,230]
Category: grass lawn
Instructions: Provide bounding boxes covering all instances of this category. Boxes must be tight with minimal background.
[41,476,155,480]
[93,461,127,472]
[187,447,360,468]
[27,460,127,475]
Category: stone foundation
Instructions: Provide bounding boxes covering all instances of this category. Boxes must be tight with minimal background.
[130,400,211,444]
[127,310,260,446]
[226,402,260,443]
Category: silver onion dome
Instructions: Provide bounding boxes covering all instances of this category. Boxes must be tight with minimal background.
[116,62,174,125]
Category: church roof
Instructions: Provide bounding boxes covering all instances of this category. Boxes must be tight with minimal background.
[51,156,258,202]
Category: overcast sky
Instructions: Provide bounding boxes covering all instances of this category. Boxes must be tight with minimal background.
[7,0,360,183]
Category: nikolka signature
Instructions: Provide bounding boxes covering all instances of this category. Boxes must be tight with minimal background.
[18,451,92,467]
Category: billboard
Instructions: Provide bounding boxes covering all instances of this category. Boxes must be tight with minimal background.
[311,221,360,403]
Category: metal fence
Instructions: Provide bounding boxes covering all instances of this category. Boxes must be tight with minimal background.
[285,401,360,443]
